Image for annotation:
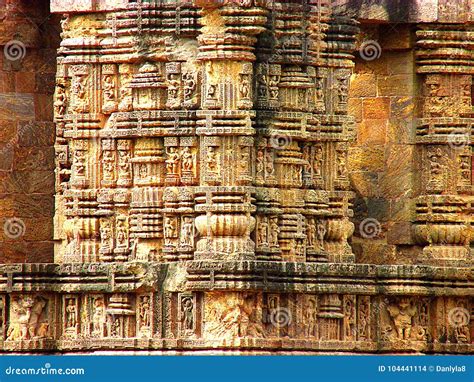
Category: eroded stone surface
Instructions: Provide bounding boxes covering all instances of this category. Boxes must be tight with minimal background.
[0,0,472,354]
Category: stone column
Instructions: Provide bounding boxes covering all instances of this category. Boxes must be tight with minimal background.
[322,15,358,262]
[193,0,268,260]
[413,7,474,265]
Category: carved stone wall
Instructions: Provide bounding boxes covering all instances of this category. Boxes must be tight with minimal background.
[51,0,355,266]
[0,0,472,354]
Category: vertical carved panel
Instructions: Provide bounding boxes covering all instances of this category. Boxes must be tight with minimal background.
[415,25,473,264]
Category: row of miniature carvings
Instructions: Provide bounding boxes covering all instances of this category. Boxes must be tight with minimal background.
[0,293,471,345]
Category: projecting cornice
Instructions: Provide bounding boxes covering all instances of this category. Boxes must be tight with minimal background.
[332,0,473,24]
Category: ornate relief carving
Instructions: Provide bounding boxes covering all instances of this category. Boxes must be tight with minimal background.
[6,295,51,341]
[386,298,417,341]
[204,292,264,340]
[70,65,90,113]
[90,296,106,338]
[63,295,79,339]
[415,26,474,264]
[34,0,474,356]
[179,294,196,337]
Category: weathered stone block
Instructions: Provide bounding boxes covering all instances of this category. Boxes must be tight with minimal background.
[366,197,390,222]
[334,0,438,23]
[13,194,54,218]
[387,221,414,245]
[0,94,35,120]
[377,74,414,97]
[363,97,390,119]
[15,72,36,93]
[0,195,16,217]
[0,72,15,93]
[14,146,54,171]
[23,217,54,242]
[348,98,363,122]
[0,120,17,143]
[357,119,387,144]
[350,73,377,97]
[3,170,55,194]
[349,171,381,198]
[379,25,413,50]
[33,94,54,121]
[380,144,414,198]
[389,197,415,221]
[17,122,55,147]
[0,145,14,171]
[348,146,385,172]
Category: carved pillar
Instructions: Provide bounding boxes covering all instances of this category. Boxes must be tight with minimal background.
[414,20,474,265]
[318,294,344,341]
[193,0,268,260]
[321,15,358,262]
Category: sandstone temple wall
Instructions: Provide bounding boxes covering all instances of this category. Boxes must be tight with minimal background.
[0,0,60,263]
[349,22,418,265]
[347,0,474,268]
[0,0,472,354]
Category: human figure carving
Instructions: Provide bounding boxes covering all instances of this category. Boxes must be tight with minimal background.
[72,75,88,112]
[269,217,279,247]
[387,298,417,340]
[359,308,368,339]
[166,147,180,175]
[256,150,264,176]
[206,147,218,174]
[258,216,268,246]
[118,150,131,177]
[344,299,354,339]
[92,299,105,337]
[304,298,317,337]
[239,76,250,99]
[207,84,217,100]
[268,75,280,100]
[313,146,323,176]
[167,74,180,100]
[54,86,67,116]
[6,296,47,341]
[182,298,194,332]
[103,75,115,101]
[73,149,86,177]
[316,220,326,250]
[100,219,113,252]
[103,151,115,179]
[336,149,346,177]
[116,219,127,248]
[337,77,348,104]
[257,73,267,97]
[66,299,77,328]
[181,147,194,172]
[265,151,274,176]
[239,147,249,173]
[139,297,150,328]
[179,217,193,247]
[164,217,177,239]
[307,218,316,248]
[139,163,148,179]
